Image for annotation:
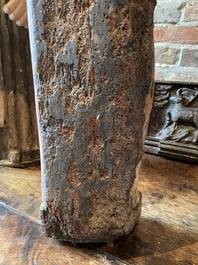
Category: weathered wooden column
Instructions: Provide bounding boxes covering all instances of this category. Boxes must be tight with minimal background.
[0,0,39,167]
[28,0,156,243]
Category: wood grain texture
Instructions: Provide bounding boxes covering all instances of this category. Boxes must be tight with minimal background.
[0,166,41,220]
[133,243,198,265]
[0,204,122,265]
[0,154,197,264]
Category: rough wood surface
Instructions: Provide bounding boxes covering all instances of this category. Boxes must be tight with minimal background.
[27,0,156,242]
[0,0,39,166]
[0,154,197,264]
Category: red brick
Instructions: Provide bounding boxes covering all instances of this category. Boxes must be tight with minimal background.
[154,26,198,44]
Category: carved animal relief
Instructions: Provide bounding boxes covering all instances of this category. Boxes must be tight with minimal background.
[146,83,198,162]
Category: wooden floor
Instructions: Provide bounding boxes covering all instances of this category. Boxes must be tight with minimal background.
[0,154,197,265]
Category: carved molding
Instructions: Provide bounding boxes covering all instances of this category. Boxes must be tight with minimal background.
[145,83,198,163]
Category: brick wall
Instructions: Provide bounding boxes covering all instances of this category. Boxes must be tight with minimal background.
[154,0,198,83]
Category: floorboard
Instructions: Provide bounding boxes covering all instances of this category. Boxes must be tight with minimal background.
[0,154,197,264]
[0,166,41,220]
[0,204,122,265]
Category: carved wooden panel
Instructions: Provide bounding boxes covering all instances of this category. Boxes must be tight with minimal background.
[145,83,198,163]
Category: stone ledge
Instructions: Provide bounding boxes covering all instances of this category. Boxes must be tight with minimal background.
[155,67,198,83]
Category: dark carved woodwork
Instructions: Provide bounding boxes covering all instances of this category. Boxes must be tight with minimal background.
[146,83,198,162]
[0,0,39,167]
[28,0,156,243]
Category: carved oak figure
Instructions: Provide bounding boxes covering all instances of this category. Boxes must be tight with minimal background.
[0,0,39,166]
[3,0,27,28]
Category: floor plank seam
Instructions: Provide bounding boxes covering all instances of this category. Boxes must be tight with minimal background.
[0,202,42,225]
